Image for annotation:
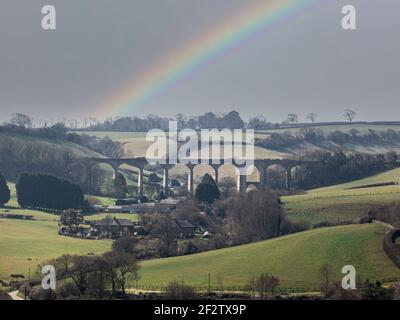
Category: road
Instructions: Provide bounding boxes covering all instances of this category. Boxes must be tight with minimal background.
[8,290,23,300]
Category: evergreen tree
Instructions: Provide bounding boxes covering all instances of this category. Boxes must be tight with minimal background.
[195,174,220,204]
[113,173,128,199]
[60,209,84,229]
[16,173,84,210]
[0,173,10,206]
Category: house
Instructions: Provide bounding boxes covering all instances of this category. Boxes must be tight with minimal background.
[105,206,124,213]
[159,197,183,205]
[92,205,105,213]
[174,219,196,238]
[156,197,185,213]
[93,216,135,238]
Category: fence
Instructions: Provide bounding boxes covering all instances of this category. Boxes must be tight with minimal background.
[131,277,400,295]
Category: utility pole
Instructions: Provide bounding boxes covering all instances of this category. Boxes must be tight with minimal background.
[208,272,211,295]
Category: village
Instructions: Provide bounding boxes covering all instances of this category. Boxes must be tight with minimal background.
[59,196,200,241]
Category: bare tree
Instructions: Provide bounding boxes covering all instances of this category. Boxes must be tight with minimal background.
[103,251,140,296]
[219,177,237,198]
[150,214,179,256]
[164,280,197,300]
[307,113,317,123]
[10,113,32,128]
[216,272,224,295]
[174,113,187,129]
[320,263,334,296]
[83,118,89,129]
[343,109,357,123]
[286,113,299,124]
[246,273,280,299]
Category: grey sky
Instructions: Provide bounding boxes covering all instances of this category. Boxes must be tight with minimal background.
[0,0,399,123]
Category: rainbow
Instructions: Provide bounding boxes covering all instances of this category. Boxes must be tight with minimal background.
[94,0,318,118]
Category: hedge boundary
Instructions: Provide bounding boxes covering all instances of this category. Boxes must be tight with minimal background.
[383,228,400,268]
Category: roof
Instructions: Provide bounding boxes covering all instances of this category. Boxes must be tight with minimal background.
[126,203,156,208]
[175,219,195,229]
[160,197,181,205]
[95,217,134,227]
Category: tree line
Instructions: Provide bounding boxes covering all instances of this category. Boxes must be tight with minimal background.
[0,122,124,158]
[255,127,400,150]
[295,151,395,189]
[16,173,84,210]
[3,110,364,132]
[25,236,140,300]
[0,124,123,182]
[0,173,10,206]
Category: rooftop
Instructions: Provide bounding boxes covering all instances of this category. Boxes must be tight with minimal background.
[95,217,134,227]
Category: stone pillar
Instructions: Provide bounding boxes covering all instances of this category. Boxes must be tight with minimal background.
[187,166,194,197]
[286,167,292,190]
[137,167,144,197]
[162,167,169,196]
[112,166,119,181]
[237,173,247,194]
[211,165,219,185]
[258,167,268,188]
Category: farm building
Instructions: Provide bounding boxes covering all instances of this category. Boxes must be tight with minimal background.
[93,216,135,238]
[105,206,125,213]
[174,219,196,238]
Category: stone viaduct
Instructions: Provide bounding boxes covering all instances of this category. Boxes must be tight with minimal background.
[86,157,313,197]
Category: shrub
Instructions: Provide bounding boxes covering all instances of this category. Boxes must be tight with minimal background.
[383,229,400,268]
[0,173,10,206]
[164,280,197,300]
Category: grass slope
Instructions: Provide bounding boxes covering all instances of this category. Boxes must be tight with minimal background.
[0,132,102,158]
[75,124,400,165]
[284,167,400,226]
[0,218,111,280]
[136,224,399,289]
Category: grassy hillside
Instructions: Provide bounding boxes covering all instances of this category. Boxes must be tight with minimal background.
[257,123,400,135]
[284,168,400,226]
[0,132,102,158]
[0,218,111,280]
[309,167,400,193]
[75,124,400,166]
[136,224,399,289]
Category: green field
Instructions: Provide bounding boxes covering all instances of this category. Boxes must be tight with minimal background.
[72,131,147,140]
[84,212,140,222]
[309,167,400,193]
[0,208,59,221]
[73,124,400,166]
[0,219,111,280]
[136,224,399,289]
[284,167,400,226]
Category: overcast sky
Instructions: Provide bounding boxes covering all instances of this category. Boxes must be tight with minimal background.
[0,0,399,123]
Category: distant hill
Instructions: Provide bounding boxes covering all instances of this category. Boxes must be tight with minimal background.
[76,123,400,160]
